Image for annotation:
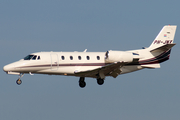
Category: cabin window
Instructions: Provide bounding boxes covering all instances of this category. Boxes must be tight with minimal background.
[78,56,81,60]
[97,56,100,60]
[70,56,73,60]
[61,56,65,60]
[86,56,90,60]
[133,53,139,55]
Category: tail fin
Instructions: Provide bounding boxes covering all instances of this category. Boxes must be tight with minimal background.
[147,25,177,65]
[141,25,177,69]
[149,25,177,50]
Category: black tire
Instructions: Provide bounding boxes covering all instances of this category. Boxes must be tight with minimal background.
[79,77,86,88]
[97,78,104,85]
[79,81,86,88]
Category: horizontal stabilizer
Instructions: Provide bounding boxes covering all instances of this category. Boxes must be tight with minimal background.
[150,43,176,53]
[141,63,160,68]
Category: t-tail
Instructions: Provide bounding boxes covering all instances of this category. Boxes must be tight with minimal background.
[149,25,177,50]
[148,25,177,65]
[141,25,177,69]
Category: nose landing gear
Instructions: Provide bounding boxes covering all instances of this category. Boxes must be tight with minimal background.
[16,79,22,85]
[16,73,24,85]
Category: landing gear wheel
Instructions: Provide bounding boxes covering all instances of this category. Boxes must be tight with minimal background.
[16,79,22,85]
[97,78,104,85]
[79,77,86,88]
[79,81,86,88]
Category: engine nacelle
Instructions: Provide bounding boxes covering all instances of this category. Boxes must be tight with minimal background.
[105,50,133,63]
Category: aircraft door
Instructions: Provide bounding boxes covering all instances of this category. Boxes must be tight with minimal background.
[50,54,58,70]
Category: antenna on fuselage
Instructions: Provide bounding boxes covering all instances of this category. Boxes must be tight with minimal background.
[83,49,87,52]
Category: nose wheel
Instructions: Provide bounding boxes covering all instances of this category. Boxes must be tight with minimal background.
[16,79,22,85]
[16,73,24,85]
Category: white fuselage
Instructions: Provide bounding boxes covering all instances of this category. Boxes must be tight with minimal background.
[3,50,147,78]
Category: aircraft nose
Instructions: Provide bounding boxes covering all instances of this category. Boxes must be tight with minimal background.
[3,64,13,72]
[3,65,9,72]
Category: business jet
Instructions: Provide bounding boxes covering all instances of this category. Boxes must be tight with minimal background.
[3,25,177,88]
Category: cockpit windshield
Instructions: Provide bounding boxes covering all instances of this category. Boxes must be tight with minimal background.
[24,55,34,60]
[24,55,40,60]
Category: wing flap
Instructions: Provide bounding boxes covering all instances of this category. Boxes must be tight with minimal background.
[109,68,122,78]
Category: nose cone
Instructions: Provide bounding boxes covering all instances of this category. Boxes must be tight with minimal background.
[3,64,12,72]
[3,62,17,72]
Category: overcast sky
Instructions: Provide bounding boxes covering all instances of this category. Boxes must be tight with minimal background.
[1,0,180,120]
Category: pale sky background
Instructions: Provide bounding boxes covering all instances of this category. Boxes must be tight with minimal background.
[1,0,180,120]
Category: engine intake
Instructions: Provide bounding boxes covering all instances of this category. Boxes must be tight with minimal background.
[105,50,133,63]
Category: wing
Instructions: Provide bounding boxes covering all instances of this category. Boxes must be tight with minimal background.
[74,62,126,78]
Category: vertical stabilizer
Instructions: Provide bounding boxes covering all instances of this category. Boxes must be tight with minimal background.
[149,25,177,50]
[144,25,177,66]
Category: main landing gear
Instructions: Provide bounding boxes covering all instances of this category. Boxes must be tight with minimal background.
[97,78,104,85]
[78,77,105,88]
[79,77,86,88]
[16,73,24,85]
